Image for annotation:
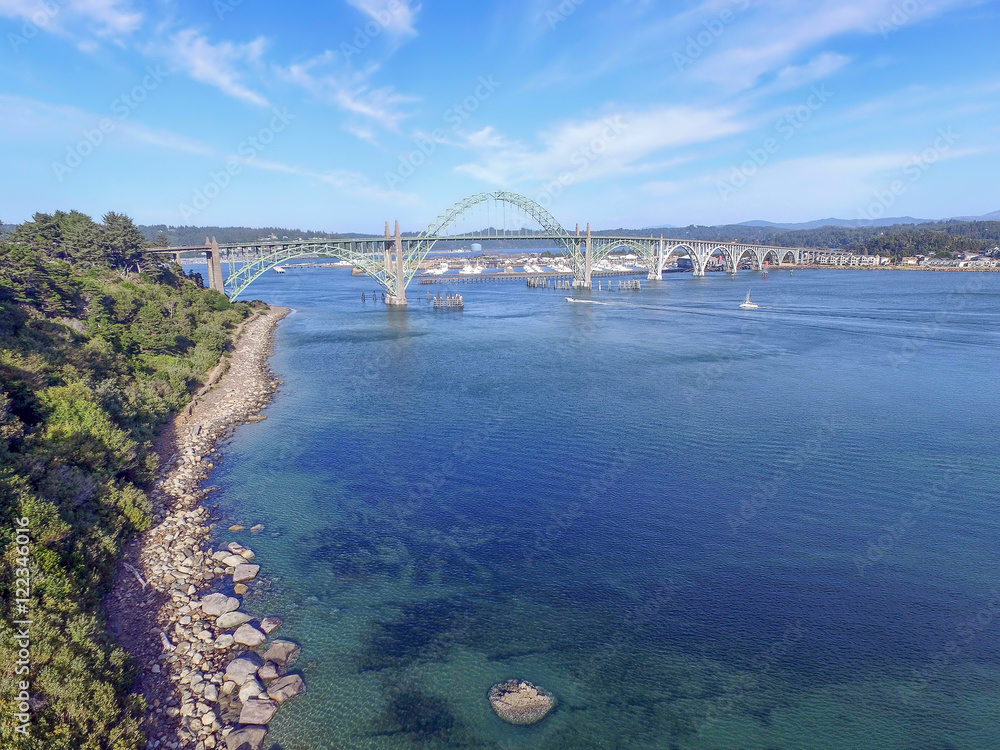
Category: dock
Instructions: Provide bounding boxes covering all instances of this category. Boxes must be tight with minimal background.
[417,269,648,285]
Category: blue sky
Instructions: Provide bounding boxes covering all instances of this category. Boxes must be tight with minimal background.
[1,0,998,231]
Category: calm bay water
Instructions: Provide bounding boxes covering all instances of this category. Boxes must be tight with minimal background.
[198,265,1000,749]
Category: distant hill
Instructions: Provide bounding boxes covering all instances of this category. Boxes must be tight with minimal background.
[737,217,933,229]
[951,209,1000,222]
[733,209,1000,231]
[138,224,353,247]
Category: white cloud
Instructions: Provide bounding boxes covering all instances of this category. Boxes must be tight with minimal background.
[762,52,852,95]
[152,29,270,107]
[345,0,420,36]
[692,0,979,92]
[275,52,417,131]
[0,0,142,41]
[455,106,749,187]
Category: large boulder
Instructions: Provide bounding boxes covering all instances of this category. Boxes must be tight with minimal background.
[201,593,239,617]
[224,653,263,685]
[239,699,279,725]
[233,564,260,583]
[266,674,306,704]
[225,725,267,750]
[488,680,556,725]
[217,611,254,630]
[262,640,300,668]
[233,624,266,647]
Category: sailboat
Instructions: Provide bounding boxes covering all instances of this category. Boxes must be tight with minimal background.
[739,290,758,309]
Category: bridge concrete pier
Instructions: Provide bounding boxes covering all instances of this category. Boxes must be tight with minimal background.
[205,237,225,294]
[386,221,408,306]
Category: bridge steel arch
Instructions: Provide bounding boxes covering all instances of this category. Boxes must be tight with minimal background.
[403,191,579,280]
[224,239,397,301]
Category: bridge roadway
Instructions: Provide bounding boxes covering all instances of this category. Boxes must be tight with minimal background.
[152,191,805,304]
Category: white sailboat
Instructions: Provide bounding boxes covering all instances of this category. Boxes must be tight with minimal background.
[739,290,758,309]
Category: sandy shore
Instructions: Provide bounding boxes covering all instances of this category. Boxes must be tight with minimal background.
[107,305,300,750]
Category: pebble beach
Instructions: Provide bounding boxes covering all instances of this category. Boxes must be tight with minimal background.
[107,305,302,750]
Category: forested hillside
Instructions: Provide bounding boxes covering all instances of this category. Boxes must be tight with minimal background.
[605,219,1000,252]
[0,211,252,749]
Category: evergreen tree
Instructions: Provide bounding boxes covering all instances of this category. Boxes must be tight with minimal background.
[100,212,148,270]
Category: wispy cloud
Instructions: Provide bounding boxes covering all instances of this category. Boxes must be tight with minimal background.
[275,52,417,132]
[692,0,980,92]
[345,0,420,36]
[0,0,142,42]
[149,29,270,107]
[455,105,749,187]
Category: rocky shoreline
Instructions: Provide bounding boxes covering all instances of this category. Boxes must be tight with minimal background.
[107,305,303,750]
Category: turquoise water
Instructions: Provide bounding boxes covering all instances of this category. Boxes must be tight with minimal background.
[200,266,1000,749]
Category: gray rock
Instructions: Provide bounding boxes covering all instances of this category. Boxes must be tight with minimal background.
[266,674,306,704]
[224,653,263,685]
[262,640,300,668]
[225,726,267,750]
[233,564,260,583]
[214,634,235,650]
[259,617,282,635]
[201,593,239,617]
[233,624,266,647]
[250,524,264,533]
[257,662,279,681]
[222,554,246,568]
[216,611,254,630]
[203,684,219,702]
[239,677,265,703]
[239,699,279,725]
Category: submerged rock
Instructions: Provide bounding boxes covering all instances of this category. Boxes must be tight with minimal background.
[266,674,306,704]
[488,680,555,725]
[259,616,282,635]
[262,640,300,668]
[225,725,267,750]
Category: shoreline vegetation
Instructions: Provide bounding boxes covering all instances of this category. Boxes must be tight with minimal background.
[0,210,294,749]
